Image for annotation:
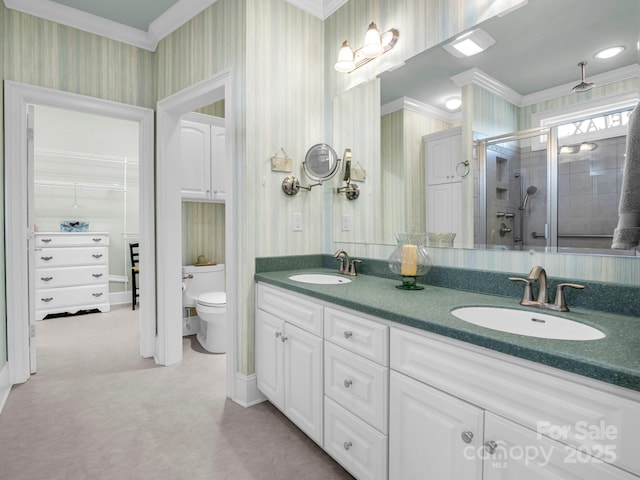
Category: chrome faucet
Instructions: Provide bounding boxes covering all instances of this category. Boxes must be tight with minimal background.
[509,266,584,311]
[333,249,362,276]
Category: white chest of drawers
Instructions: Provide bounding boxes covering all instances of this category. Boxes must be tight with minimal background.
[34,232,110,320]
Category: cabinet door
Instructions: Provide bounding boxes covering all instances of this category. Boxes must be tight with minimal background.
[389,371,484,480]
[255,309,284,411]
[483,412,637,480]
[209,124,227,201]
[426,134,460,185]
[284,322,323,446]
[427,182,462,244]
[180,119,211,200]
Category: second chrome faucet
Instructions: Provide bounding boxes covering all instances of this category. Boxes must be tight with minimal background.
[509,266,584,312]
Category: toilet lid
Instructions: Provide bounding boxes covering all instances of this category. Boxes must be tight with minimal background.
[198,291,226,307]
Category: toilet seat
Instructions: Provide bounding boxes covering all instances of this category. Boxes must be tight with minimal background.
[197,291,226,308]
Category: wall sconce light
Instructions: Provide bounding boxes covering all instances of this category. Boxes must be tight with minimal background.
[335,149,360,200]
[335,22,399,73]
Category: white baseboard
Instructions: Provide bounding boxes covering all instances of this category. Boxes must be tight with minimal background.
[232,372,266,408]
[109,291,132,306]
[0,363,11,415]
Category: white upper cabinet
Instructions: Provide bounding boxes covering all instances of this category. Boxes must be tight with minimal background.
[180,116,227,202]
[424,127,462,186]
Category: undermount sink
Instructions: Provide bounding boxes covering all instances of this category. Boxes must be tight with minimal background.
[288,273,352,285]
[451,306,605,341]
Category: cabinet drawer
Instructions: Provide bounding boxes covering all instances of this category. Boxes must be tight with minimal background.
[325,307,388,365]
[324,396,388,480]
[35,265,108,289]
[35,247,108,267]
[391,327,640,476]
[325,342,388,433]
[35,233,109,247]
[257,284,323,336]
[36,284,109,311]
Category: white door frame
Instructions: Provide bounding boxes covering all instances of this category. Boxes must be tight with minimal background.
[4,81,156,385]
[155,70,237,401]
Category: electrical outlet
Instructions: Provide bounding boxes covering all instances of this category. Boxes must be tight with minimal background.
[342,215,351,231]
[293,212,303,231]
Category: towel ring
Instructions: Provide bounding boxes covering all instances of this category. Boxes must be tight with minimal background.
[456,160,471,178]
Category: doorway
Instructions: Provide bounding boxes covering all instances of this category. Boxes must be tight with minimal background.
[156,70,239,403]
[4,81,155,385]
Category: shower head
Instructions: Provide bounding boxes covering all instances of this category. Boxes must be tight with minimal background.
[572,62,594,93]
[521,185,538,210]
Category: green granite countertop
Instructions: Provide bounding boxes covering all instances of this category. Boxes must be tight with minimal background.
[255,268,640,392]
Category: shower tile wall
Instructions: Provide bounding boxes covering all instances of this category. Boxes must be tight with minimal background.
[557,135,626,251]
[519,146,548,250]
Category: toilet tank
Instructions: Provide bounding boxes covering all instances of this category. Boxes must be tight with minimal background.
[182,264,226,306]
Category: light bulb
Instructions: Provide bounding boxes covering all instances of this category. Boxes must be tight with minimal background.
[361,22,383,58]
[334,40,355,73]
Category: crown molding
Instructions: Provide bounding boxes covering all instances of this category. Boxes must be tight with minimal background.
[451,65,640,108]
[3,0,218,51]
[451,68,522,106]
[381,97,461,124]
[285,0,348,19]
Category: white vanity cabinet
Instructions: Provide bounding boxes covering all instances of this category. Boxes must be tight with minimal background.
[34,232,110,320]
[390,327,640,479]
[255,284,324,446]
[323,307,389,480]
[180,116,227,202]
[423,128,462,246]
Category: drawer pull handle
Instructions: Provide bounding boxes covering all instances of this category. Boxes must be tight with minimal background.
[41,238,52,243]
[92,273,103,278]
[40,276,53,282]
[92,293,103,297]
[41,256,53,261]
[343,330,353,339]
[461,431,474,444]
[343,379,353,388]
[41,297,53,303]
[343,441,352,451]
[484,440,498,454]
[92,238,103,242]
[92,254,103,259]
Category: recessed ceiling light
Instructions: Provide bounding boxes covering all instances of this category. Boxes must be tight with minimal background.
[445,97,462,111]
[443,29,496,58]
[594,46,625,59]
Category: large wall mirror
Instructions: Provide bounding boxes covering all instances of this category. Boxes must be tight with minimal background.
[333,0,639,256]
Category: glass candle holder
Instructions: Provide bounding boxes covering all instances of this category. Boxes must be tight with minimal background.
[387,233,432,290]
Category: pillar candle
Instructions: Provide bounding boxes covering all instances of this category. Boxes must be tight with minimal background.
[400,244,418,276]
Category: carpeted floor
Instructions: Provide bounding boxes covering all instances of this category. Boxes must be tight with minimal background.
[0,306,352,480]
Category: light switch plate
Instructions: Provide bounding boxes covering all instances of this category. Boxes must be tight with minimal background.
[341,215,351,231]
[293,212,303,231]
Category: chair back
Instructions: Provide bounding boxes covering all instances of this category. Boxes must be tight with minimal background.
[129,243,140,268]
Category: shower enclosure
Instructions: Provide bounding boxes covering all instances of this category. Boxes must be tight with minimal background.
[475,107,634,255]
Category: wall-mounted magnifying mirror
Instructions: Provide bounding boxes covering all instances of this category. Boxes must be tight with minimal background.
[282,143,341,196]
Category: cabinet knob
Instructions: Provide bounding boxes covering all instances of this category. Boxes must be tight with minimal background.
[343,330,353,339]
[281,336,288,342]
[275,332,281,338]
[41,256,53,261]
[343,441,352,451]
[484,440,499,454]
[343,379,353,388]
[461,431,474,444]
[41,297,53,303]
[40,276,53,282]
[92,254,103,259]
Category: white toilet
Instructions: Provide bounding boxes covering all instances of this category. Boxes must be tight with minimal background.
[182,264,226,353]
